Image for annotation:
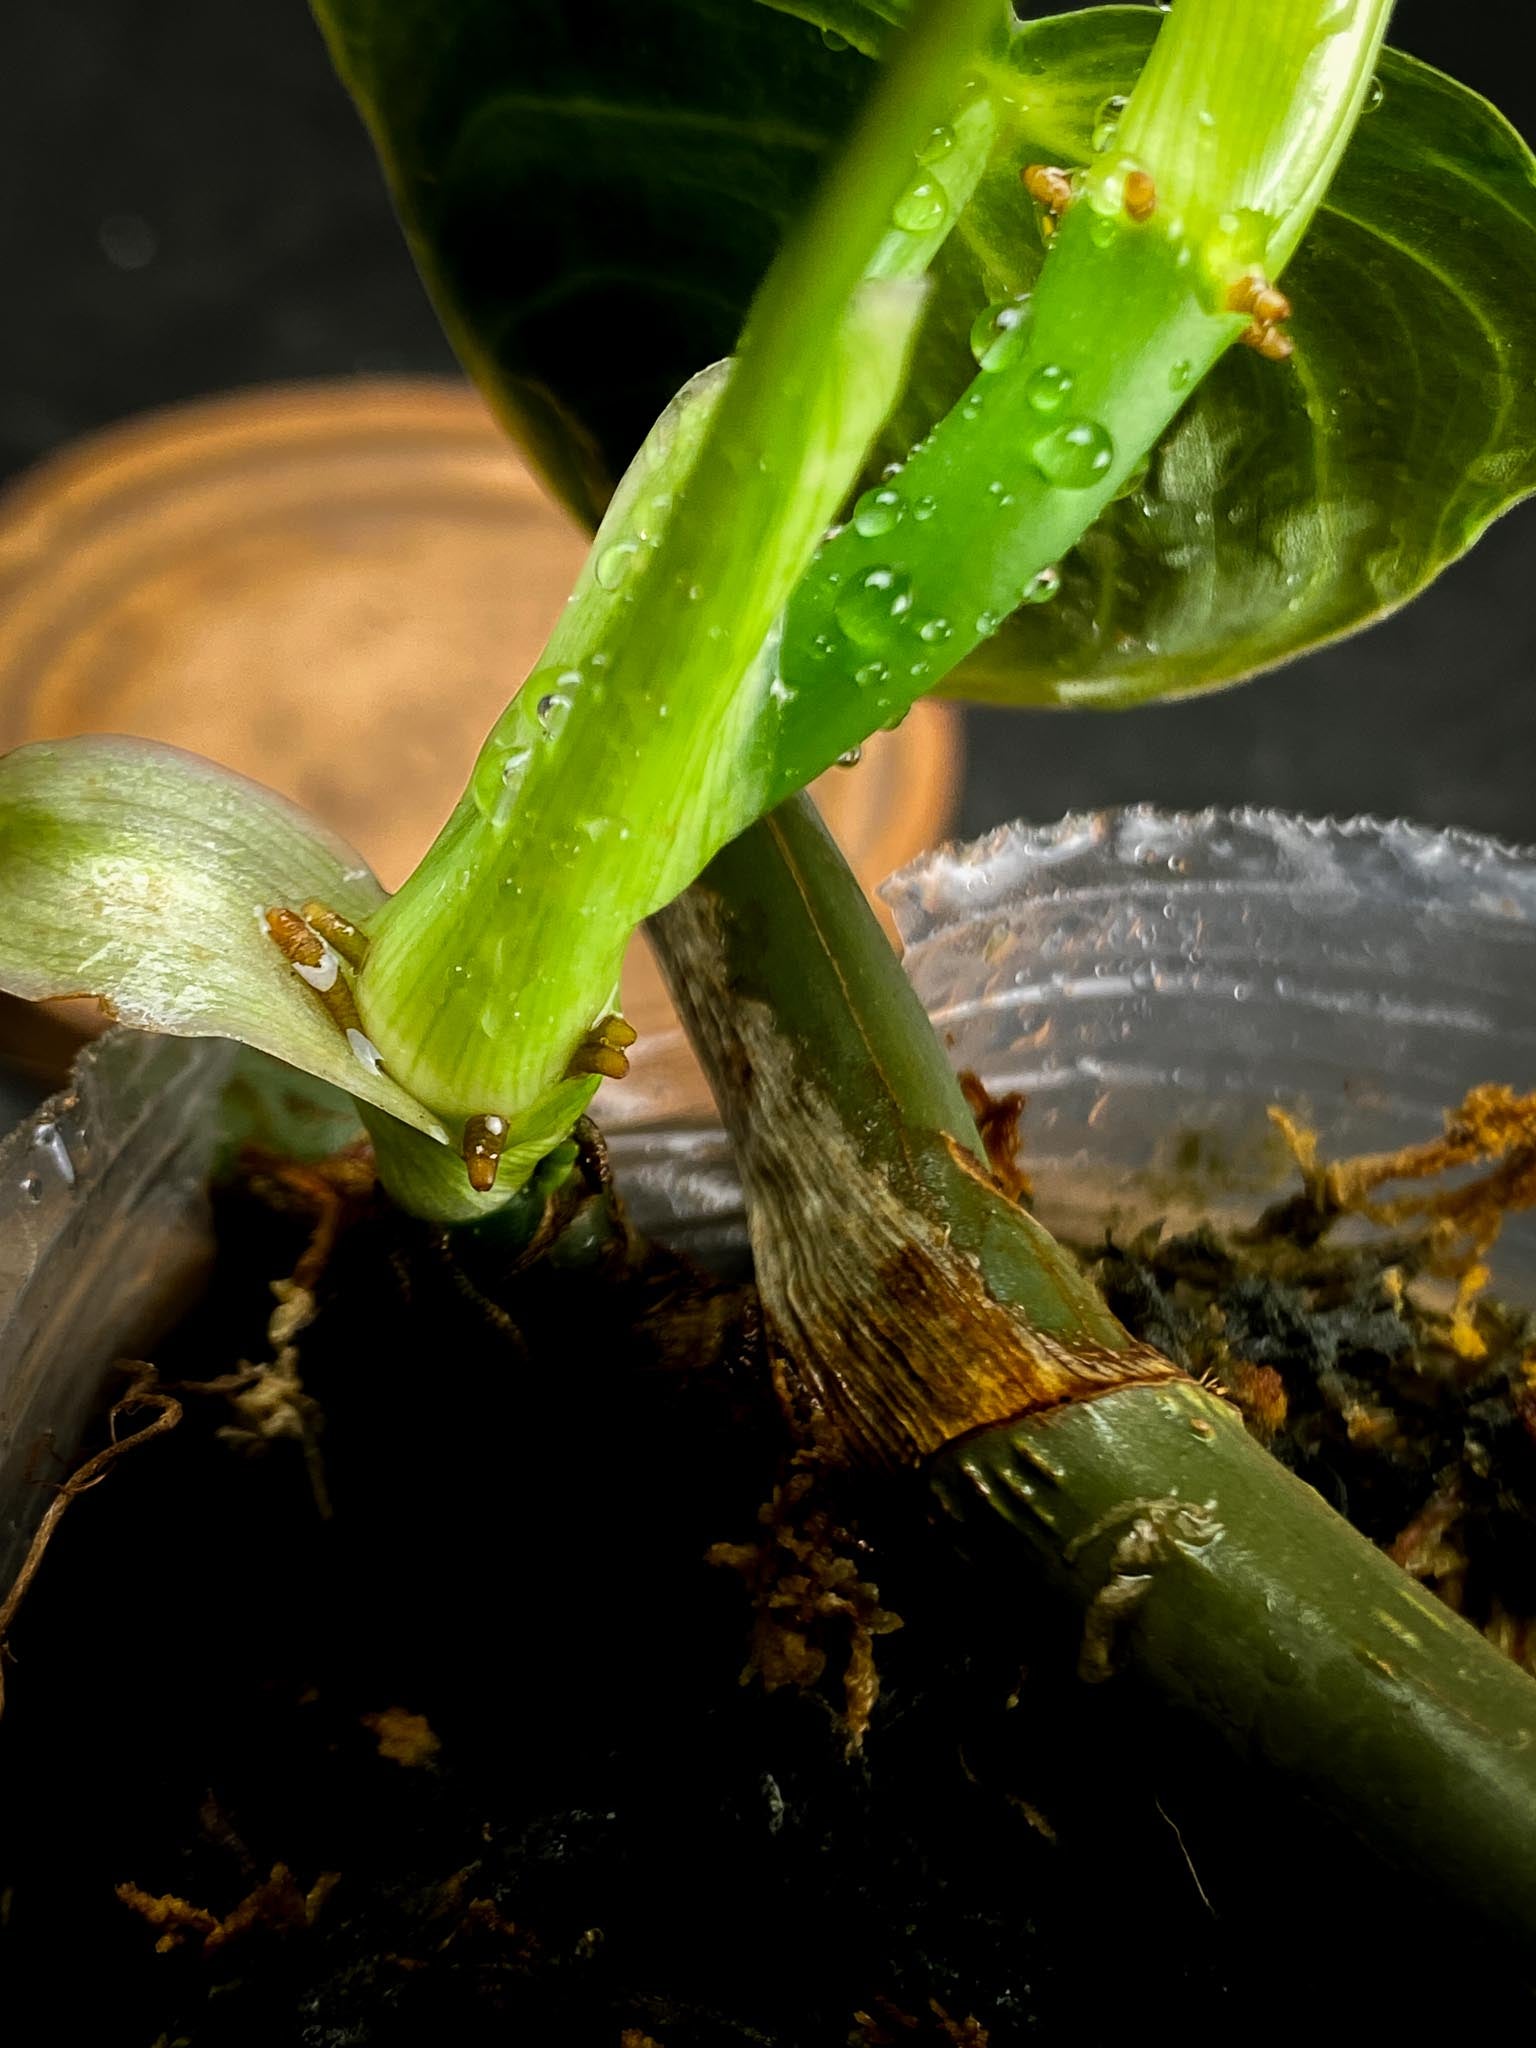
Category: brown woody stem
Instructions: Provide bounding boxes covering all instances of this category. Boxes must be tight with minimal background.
[649,795,1536,1944]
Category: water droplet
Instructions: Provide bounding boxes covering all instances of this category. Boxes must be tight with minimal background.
[595,538,639,590]
[1025,363,1074,414]
[346,1028,386,1077]
[855,660,890,687]
[836,746,863,768]
[852,485,904,537]
[1364,74,1383,112]
[32,1120,74,1187]
[1169,358,1194,391]
[969,294,1032,372]
[1091,93,1127,154]
[537,690,573,734]
[1022,564,1062,604]
[1032,417,1116,489]
[912,494,938,522]
[1113,461,1150,501]
[916,122,955,165]
[919,617,953,644]
[821,25,849,49]
[834,565,913,646]
[976,610,1000,636]
[893,178,947,233]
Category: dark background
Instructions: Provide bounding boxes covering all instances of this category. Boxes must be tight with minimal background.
[2,0,1532,843]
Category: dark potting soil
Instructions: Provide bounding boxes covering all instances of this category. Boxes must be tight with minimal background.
[0,1141,1534,2045]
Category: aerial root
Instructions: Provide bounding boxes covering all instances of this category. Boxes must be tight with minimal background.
[0,1366,181,1720]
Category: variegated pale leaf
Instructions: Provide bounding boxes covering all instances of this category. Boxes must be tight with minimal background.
[0,736,447,1141]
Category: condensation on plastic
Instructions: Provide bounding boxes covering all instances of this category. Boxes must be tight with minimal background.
[884,807,1536,1288]
[0,1031,231,1591]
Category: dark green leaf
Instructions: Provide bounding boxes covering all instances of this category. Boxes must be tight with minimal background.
[317,0,1536,709]
[312,0,877,524]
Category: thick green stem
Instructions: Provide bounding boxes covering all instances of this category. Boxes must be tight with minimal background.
[649,794,1536,1942]
[352,0,1007,1174]
[762,0,1394,786]
[350,0,1393,1223]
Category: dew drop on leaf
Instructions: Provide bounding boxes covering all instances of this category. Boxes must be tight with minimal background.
[1022,564,1062,604]
[836,746,863,768]
[1170,359,1194,391]
[855,660,890,687]
[536,691,573,735]
[1032,418,1115,489]
[852,486,904,537]
[1364,74,1384,112]
[919,617,952,644]
[1091,94,1127,154]
[917,122,955,165]
[834,566,913,646]
[893,178,947,233]
[969,295,1032,372]
[595,539,639,590]
[912,494,938,522]
[1025,364,1074,414]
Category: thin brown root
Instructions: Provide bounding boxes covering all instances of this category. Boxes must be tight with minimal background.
[958,1071,1032,1205]
[1155,1795,1215,1915]
[0,1367,181,1720]
[1268,1085,1536,1353]
[116,1863,339,1954]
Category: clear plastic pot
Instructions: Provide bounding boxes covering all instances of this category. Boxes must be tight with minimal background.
[0,1033,229,1588]
[616,808,1536,1295]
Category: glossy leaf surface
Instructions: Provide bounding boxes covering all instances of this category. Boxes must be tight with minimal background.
[316,0,1536,708]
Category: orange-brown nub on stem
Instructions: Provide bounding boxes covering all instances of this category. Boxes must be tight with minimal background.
[1251,284,1292,325]
[301,899,370,970]
[1022,164,1074,217]
[565,1013,637,1081]
[264,906,325,969]
[462,1112,510,1193]
[264,905,363,1033]
[1241,322,1295,361]
[1123,168,1157,222]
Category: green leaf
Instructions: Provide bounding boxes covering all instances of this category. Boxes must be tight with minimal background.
[939,34,1536,708]
[318,0,1536,715]
[0,737,447,1142]
[312,0,880,525]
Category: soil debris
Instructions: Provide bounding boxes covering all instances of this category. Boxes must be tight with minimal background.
[362,1705,442,1768]
[117,1865,340,1954]
[708,1462,902,1752]
[1084,1091,1536,1675]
